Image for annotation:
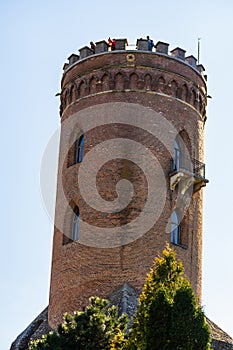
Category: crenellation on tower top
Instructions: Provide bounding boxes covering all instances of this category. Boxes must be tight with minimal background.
[95,40,108,54]
[79,46,94,59]
[136,38,148,51]
[68,53,79,65]
[114,38,128,50]
[155,41,169,54]
[185,55,197,68]
[62,62,69,71]
[197,63,205,73]
[170,47,186,61]
[64,37,206,79]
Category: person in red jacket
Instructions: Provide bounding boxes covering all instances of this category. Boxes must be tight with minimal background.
[108,37,116,51]
[112,38,116,50]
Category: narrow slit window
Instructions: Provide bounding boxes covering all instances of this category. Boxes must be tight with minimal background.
[174,137,181,171]
[76,134,84,163]
[72,207,80,241]
[171,210,180,245]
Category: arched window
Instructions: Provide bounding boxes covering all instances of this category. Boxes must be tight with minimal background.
[174,137,181,171]
[72,206,80,241]
[171,210,180,245]
[76,134,84,163]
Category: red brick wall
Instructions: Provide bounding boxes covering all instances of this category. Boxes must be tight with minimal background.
[48,49,207,328]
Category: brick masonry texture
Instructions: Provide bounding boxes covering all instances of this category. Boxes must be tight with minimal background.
[48,48,207,328]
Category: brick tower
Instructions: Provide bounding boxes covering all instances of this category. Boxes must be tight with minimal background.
[48,38,209,329]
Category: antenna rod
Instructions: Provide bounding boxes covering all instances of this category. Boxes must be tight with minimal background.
[198,37,201,64]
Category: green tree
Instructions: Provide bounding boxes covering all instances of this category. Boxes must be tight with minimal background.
[30,246,211,350]
[30,296,128,350]
[170,285,211,350]
[125,245,211,350]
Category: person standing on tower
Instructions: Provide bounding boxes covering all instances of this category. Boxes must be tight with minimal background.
[147,35,154,51]
[90,41,96,52]
[108,37,116,51]
[112,38,116,50]
[108,37,113,50]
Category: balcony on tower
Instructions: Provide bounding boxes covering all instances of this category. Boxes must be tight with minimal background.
[169,153,208,194]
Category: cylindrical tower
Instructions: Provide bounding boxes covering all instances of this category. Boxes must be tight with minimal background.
[48,38,208,328]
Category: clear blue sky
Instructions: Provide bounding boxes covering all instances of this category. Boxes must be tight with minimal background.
[1,1,233,349]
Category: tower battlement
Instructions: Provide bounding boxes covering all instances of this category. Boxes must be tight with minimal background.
[60,38,207,121]
[63,38,206,77]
